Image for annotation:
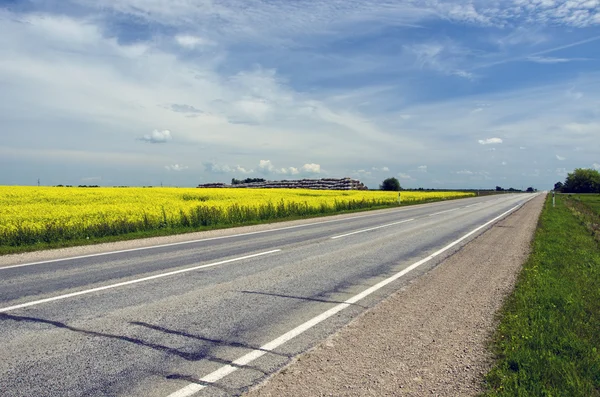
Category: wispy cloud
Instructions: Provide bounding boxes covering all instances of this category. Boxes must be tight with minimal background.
[478,137,503,145]
[165,164,189,171]
[1,2,599,189]
[139,130,173,144]
[258,160,321,175]
[175,34,216,48]
[372,166,390,172]
[556,155,566,161]
[406,41,474,79]
[527,56,588,64]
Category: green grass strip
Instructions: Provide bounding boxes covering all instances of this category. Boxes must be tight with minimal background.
[484,194,600,396]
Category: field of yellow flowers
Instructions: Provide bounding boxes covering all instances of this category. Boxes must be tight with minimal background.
[0,186,474,248]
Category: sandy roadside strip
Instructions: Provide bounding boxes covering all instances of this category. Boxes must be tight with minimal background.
[245,194,546,397]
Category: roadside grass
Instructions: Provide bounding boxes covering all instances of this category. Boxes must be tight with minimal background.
[575,194,600,214]
[563,193,600,242]
[484,194,600,397]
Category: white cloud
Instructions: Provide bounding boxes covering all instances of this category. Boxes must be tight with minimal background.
[353,169,373,177]
[203,162,233,173]
[165,164,188,171]
[372,166,390,172]
[501,161,507,166]
[258,159,276,173]
[259,160,320,175]
[418,165,428,172]
[556,155,566,161]
[301,163,321,174]
[203,162,253,174]
[456,170,474,175]
[593,163,600,170]
[175,34,215,48]
[236,166,254,174]
[520,146,526,150]
[140,130,173,144]
[397,172,412,179]
[478,137,503,145]
[527,56,588,64]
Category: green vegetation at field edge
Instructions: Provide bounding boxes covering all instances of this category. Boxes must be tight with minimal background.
[484,194,600,396]
[0,197,456,256]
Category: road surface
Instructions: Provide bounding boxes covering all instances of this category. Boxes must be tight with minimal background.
[0,193,536,397]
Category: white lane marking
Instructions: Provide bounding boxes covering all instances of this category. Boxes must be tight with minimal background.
[330,219,415,239]
[0,250,281,314]
[463,203,480,208]
[1,201,461,271]
[428,208,459,217]
[165,196,538,397]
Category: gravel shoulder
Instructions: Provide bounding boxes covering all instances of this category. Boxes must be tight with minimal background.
[245,194,545,397]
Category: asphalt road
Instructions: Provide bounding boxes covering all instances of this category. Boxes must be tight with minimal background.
[0,193,536,397]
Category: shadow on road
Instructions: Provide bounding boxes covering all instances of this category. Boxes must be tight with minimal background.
[238,290,367,308]
[0,313,281,376]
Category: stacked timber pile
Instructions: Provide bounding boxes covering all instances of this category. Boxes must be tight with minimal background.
[197,177,368,190]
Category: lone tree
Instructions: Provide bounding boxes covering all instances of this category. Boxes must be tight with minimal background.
[380,177,401,191]
[562,168,600,193]
[554,181,564,192]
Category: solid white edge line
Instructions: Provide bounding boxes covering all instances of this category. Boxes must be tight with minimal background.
[165,194,539,397]
[330,219,415,239]
[1,194,510,271]
[0,250,281,313]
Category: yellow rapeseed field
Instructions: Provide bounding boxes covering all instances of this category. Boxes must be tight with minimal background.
[0,186,473,247]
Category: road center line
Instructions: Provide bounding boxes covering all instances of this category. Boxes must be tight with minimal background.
[428,208,459,217]
[330,219,415,239]
[165,195,538,397]
[0,250,281,313]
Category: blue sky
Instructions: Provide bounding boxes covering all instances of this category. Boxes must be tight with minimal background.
[0,0,599,189]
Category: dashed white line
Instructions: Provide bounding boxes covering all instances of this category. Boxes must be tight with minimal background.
[0,250,281,313]
[165,197,537,397]
[428,208,459,217]
[330,219,415,239]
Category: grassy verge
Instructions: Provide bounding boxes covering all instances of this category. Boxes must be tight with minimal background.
[484,194,600,396]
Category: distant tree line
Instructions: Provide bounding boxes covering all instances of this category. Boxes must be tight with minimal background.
[55,185,100,188]
[494,186,535,192]
[554,168,600,193]
[378,176,536,193]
